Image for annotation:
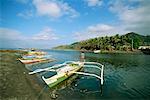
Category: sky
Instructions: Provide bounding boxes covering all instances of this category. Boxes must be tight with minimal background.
[0,0,150,48]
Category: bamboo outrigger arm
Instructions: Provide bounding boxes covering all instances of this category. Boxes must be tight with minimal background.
[73,62,104,85]
[84,62,104,85]
[71,72,101,80]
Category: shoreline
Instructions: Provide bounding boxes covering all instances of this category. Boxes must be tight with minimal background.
[51,49,143,54]
[0,49,144,55]
[0,51,51,99]
[99,50,142,54]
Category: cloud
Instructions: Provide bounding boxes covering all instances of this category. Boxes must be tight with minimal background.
[86,0,103,7]
[32,0,79,18]
[17,10,34,19]
[32,27,59,40]
[33,0,61,18]
[0,28,26,40]
[74,32,96,41]
[0,28,27,48]
[74,24,127,41]
[16,0,79,19]
[109,0,150,35]
[0,27,59,48]
[87,24,114,33]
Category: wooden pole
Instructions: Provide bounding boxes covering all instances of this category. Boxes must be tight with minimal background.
[132,39,133,51]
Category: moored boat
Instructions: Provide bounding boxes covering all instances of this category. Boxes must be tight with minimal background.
[29,61,104,88]
[42,61,83,88]
[94,50,101,53]
[138,46,150,55]
[19,58,54,64]
[19,49,54,64]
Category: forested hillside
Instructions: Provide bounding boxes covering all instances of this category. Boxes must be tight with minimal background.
[53,32,150,51]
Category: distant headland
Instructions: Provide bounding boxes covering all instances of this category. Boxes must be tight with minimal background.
[52,32,150,54]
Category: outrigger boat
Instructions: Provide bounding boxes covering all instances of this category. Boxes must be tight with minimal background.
[29,61,104,88]
[19,50,54,64]
[19,58,54,64]
[94,50,101,53]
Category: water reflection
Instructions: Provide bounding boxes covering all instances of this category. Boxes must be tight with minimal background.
[29,50,150,99]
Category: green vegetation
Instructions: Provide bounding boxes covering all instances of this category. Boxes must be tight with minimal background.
[53,32,150,51]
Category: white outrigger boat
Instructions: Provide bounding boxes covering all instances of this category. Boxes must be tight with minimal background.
[94,50,101,53]
[29,61,104,88]
[19,54,54,64]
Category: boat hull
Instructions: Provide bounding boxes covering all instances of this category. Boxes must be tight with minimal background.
[42,65,82,88]
[48,76,67,88]
[19,59,54,64]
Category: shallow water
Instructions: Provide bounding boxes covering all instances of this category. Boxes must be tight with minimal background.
[27,50,150,99]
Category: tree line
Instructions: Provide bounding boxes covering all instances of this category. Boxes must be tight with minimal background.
[53,32,150,51]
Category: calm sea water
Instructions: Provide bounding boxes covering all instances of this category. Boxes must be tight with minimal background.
[26,50,150,99]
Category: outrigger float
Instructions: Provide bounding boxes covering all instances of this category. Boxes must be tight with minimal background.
[29,61,104,88]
